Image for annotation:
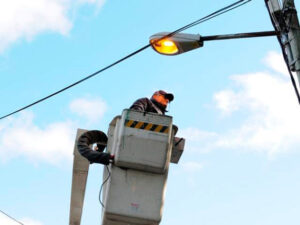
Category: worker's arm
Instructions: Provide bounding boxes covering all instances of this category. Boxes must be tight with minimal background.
[130,98,149,112]
[77,130,113,165]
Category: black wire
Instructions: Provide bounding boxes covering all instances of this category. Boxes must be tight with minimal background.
[0,210,24,225]
[0,0,252,120]
[265,0,300,104]
[167,0,252,36]
[150,0,252,46]
[0,44,151,120]
[286,60,300,104]
[99,165,111,208]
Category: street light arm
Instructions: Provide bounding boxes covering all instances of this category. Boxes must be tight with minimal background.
[201,30,280,42]
[150,31,280,56]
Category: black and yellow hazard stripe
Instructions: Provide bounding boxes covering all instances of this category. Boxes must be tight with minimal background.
[124,119,169,134]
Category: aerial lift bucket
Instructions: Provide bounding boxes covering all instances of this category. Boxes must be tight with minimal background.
[69,109,185,225]
[101,109,184,225]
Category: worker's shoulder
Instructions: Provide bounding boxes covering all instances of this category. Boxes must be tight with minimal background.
[133,97,151,103]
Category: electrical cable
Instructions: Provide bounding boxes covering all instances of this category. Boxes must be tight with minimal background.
[99,165,111,208]
[0,210,24,225]
[166,0,252,37]
[0,0,252,120]
[265,0,300,104]
[0,44,151,121]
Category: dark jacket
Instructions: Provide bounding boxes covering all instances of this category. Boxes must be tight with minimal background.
[77,130,111,165]
[130,97,166,115]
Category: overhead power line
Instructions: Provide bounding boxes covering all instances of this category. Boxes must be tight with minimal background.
[0,0,252,120]
[166,0,252,36]
[0,210,24,225]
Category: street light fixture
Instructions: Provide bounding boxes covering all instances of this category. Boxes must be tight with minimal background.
[150,32,202,55]
[150,31,279,56]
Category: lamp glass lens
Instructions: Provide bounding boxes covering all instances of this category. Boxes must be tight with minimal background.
[150,38,179,55]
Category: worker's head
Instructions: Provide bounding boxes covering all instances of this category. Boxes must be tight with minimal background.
[151,90,174,109]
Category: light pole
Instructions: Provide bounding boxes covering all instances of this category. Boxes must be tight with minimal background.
[266,0,300,86]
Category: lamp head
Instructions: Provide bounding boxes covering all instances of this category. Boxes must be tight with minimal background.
[150,32,203,55]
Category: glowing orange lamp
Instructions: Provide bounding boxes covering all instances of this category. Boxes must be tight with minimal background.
[150,32,202,55]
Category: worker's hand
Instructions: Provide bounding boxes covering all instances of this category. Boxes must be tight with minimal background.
[109,154,115,164]
[93,142,106,152]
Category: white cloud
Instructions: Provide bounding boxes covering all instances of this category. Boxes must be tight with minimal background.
[0,212,19,225]
[181,161,203,173]
[183,51,300,156]
[263,51,289,76]
[214,89,241,115]
[178,128,217,153]
[0,96,108,164]
[0,111,76,164]
[213,72,300,155]
[0,0,105,52]
[0,212,41,225]
[69,97,107,123]
[20,218,43,225]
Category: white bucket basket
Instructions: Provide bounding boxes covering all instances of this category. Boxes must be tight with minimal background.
[111,109,173,174]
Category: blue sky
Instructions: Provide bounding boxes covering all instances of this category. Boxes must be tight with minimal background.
[1,0,300,224]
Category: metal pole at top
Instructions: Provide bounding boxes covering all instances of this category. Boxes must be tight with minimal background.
[201,31,280,42]
[282,0,300,73]
[265,0,300,103]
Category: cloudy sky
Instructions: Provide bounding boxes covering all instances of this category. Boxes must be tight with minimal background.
[1,0,300,225]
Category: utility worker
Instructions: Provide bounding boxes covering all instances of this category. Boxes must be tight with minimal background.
[77,90,174,165]
[130,90,174,115]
